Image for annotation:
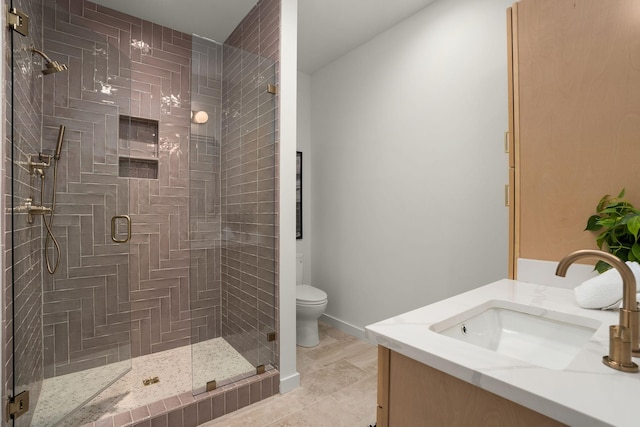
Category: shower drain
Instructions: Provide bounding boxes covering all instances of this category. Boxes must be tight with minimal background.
[143,376,160,386]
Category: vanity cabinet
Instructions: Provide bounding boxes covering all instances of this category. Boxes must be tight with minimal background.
[376,346,565,426]
[507,0,640,276]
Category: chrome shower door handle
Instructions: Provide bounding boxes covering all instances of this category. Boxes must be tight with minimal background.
[111,215,131,243]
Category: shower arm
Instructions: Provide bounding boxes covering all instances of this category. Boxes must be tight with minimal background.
[30,46,54,63]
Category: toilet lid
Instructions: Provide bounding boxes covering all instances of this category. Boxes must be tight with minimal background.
[296,285,327,304]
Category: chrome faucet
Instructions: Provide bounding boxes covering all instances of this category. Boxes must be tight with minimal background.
[556,249,640,372]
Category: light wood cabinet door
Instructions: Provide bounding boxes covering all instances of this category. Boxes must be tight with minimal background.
[377,347,565,426]
[510,0,640,268]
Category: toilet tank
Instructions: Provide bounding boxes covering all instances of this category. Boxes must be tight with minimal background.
[296,254,304,285]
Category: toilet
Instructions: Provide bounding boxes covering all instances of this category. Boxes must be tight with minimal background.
[296,254,328,347]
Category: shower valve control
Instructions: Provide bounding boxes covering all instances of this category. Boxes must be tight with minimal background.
[15,198,52,224]
[27,153,52,176]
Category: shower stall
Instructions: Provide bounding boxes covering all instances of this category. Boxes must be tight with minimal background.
[4,0,280,425]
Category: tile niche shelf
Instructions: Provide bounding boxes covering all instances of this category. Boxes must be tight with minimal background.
[119,115,159,179]
[119,157,158,179]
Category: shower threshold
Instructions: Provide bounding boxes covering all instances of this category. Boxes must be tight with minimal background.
[32,338,255,426]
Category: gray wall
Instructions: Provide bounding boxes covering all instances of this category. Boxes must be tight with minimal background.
[295,71,311,285]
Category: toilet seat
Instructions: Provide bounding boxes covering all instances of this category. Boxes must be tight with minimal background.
[296,285,327,305]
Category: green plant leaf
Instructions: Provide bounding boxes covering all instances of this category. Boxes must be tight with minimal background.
[599,218,617,227]
[585,215,602,231]
[610,229,623,245]
[597,194,612,212]
[601,204,625,213]
[627,215,640,239]
[615,247,630,262]
[602,208,616,216]
[595,260,611,274]
[588,191,640,264]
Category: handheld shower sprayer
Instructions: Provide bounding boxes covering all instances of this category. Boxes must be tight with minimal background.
[54,125,65,160]
[42,125,66,274]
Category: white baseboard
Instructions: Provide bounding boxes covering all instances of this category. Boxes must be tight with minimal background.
[319,313,375,344]
[279,372,300,394]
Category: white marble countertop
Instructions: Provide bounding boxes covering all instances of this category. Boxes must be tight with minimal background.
[365,279,640,427]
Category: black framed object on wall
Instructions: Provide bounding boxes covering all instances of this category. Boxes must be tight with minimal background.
[296,151,302,239]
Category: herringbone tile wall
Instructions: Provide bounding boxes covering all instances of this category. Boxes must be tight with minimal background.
[38,0,281,376]
[39,0,205,376]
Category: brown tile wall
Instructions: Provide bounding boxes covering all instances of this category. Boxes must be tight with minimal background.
[123,13,197,359]
[37,0,218,376]
[3,0,45,426]
[40,0,134,379]
[225,0,281,62]
[220,0,280,368]
[189,36,223,344]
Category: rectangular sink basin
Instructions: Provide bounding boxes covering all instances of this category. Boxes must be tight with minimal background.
[429,300,602,370]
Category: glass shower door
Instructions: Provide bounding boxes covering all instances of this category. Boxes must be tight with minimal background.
[189,35,278,394]
[8,1,132,425]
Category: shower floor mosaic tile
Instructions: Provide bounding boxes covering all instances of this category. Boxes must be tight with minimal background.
[32,338,255,426]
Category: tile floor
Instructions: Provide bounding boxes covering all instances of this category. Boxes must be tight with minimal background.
[203,322,378,427]
[33,338,256,426]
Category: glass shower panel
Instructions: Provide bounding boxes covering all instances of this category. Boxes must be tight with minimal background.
[9,1,133,425]
[189,37,278,393]
[8,0,48,425]
[189,34,228,393]
[244,55,278,377]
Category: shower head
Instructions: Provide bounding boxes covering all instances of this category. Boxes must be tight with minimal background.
[30,46,68,75]
[42,60,68,75]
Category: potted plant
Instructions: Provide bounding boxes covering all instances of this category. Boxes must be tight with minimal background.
[585,189,640,273]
